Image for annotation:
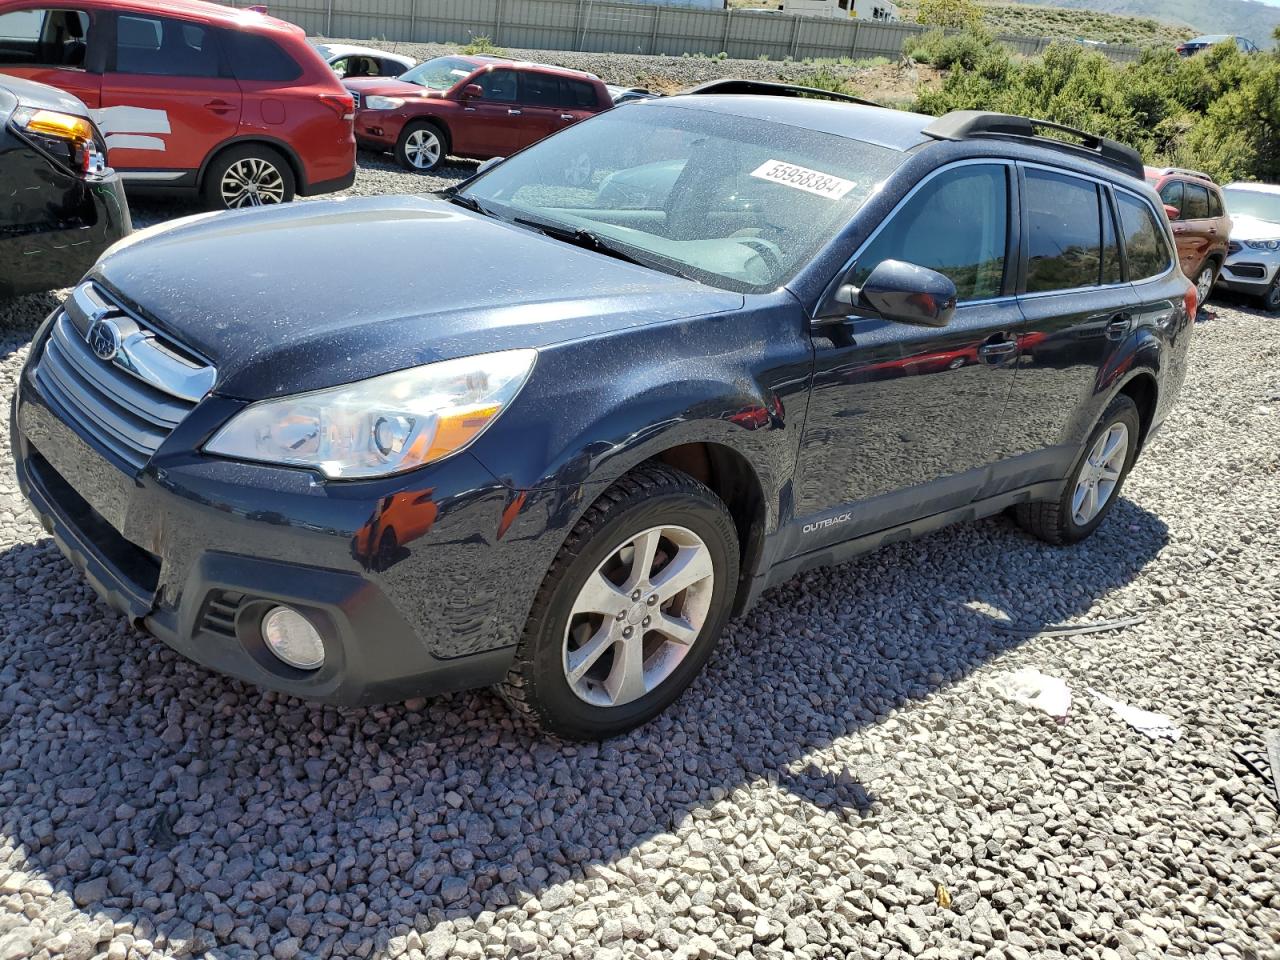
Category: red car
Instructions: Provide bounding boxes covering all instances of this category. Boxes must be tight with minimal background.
[345,55,611,173]
[1145,166,1232,306]
[0,0,355,209]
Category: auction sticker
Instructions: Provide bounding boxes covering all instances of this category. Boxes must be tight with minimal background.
[750,160,856,199]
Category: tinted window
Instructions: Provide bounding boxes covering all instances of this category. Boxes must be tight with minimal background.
[850,164,1008,301]
[115,14,218,78]
[563,79,598,109]
[1207,188,1223,218]
[1183,183,1209,219]
[1024,168,1102,293]
[1158,179,1183,216]
[1102,192,1123,285]
[520,71,560,106]
[476,68,517,102]
[221,30,301,82]
[0,8,89,68]
[1117,192,1172,280]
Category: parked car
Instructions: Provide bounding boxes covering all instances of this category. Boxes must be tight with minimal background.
[0,0,356,210]
[345,54,611,172]
[0,73,129,297]
[1145,166,1231,307]
[13,82,1195,739]
[1176,35,1259,56]
[1217,182,1280,311]
[309,40,415,79]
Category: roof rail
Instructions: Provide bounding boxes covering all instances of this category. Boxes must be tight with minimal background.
[923,111,1145,180]
[679,79,882,108]
[1153,166,1215,183]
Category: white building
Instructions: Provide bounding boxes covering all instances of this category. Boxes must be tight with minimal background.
[782,0,900,21]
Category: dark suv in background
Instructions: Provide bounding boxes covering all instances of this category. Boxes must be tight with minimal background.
[1146,166,1231,304]
[13,83,1195,740]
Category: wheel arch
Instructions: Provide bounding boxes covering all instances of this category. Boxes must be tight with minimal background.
[197,136,307,194]
[401,114,452,154]
[1116,370,1158,452]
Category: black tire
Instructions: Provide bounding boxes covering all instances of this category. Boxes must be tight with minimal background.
[1262,275,1280,314]
[499,464,740,740]
[394,121,447,172]
[1193,261,1217,312]
[202,144,296,211]
[1014,394,1141,546]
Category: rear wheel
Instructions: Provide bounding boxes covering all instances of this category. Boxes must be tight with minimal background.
[203,144,295,211]
[1014,394,1140,545]
[499,465,739,740]
[395,121,446,172]
[1194,262,1217,311]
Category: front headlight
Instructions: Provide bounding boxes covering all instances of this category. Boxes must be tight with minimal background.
[1245,239,1280,251]
[364,95,405,111]
[205,350,536,479]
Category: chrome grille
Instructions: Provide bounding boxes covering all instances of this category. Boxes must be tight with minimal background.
[34,283,215,471]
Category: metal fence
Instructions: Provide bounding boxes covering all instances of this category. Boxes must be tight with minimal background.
[222,0,1142,65]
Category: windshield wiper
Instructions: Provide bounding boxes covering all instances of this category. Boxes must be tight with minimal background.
[442,192,492,217]
[511,215,683,275]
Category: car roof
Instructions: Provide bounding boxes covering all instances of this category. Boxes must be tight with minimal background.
[652,95,933,151]
[1223,182,1280,195]
[448,54,599,81]
[72,0,298,32]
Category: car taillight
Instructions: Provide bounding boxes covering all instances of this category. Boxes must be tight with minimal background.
[1184,282,1198,318]
[319,93,355,122]
[10,106,107,178]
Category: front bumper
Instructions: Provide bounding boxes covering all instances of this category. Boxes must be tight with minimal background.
[1218,247,1280,294]
[11,323,550,705]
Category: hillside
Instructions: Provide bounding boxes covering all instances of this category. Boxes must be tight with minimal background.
[978,2,1190,46]
[992,0,1279,48]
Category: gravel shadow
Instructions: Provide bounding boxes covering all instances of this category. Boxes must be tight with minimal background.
[0,491,1168,958]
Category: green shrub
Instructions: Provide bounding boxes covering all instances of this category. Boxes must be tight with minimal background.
[462,35,503,56]
[904,28,998,71]
[916,0,982,29]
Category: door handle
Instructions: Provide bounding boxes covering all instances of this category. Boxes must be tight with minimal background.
[560,113,574,121]
[205,100,235,114]
[1105,315,1131,340]
[978,339,1018,361]
[508,109,522,116]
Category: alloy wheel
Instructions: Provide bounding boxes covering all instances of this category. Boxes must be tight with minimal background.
[1267,278,1280,311]
[1196,266,1214,309]
[405,129,442,169]
[562,525,715,708]
[220,157,286,208]
[1072,422,1128,526]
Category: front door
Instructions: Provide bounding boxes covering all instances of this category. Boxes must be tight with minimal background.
[98,11,241,175]
[790,162,1022,556]
[451,66,530,158]
[0,7,101,106]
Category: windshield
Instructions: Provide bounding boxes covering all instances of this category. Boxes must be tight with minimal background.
[310,41,332,58]
[1224,188,1280,224]
[400,56,477,91]
[458,103,904,292]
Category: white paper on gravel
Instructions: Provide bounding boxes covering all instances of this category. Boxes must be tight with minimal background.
[990,668,1072,720]
[1087,688,1183,741]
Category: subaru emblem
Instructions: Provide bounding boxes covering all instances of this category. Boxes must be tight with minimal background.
[87,318,121,362]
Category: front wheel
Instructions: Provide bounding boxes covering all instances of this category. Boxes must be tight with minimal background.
[499,465,739,740]
[1014,394,1141,545]
[395,121,446,172]
[1262,275,1280,314]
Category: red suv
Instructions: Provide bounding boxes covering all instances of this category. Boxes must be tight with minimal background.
[345,55,611,173]
[0,0,355,209]
[1145,166,1232,305]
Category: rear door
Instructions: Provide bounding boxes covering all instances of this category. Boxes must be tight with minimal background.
[516,70,562,146]
[0,7,100,106]
[98,11,241,176]
[993,165,1138,486]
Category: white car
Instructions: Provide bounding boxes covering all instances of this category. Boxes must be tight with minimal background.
[309,42,416,79]
[1219,182,1280,312]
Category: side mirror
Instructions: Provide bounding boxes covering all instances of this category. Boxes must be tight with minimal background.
[476,156,504,175]
[829,260,957,328]
[1163,204,1180,220]
[461,83,484,99]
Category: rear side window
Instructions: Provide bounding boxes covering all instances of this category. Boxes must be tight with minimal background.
[1182,183,1210,220]
[1024,168,1103,293]
[1117,193,1173,280]
[563,79,599,109]
[852,163,1009,302]
[520,71,560,106]
[1208,188,1224,218]
[220,30,301,82]
[1158,180,1182,216]
[0,8,89,68]
[115,15,218,78]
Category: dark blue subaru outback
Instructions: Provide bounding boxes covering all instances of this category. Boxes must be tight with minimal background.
[13,82,1195,739]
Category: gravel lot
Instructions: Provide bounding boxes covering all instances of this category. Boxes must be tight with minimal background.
[1,157,1279,960]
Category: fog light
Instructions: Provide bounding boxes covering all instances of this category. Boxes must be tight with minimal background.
[261,606,325,670]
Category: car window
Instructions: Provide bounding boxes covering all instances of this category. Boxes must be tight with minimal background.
[1024,168,1103,293]
[220,30,301,83]
[1117,192,1173,281]
[0,8,89,68]
[1182,183,1210,220]
[1102,192,1123,285]
[476,68,517,102]
[563,79,598,109]
[114,14,218,78]
[520,71,560,107]
[852,164,1009,301]
[1159,180,1183,217]
[1207,188,1223,218]
[400,55,474,91]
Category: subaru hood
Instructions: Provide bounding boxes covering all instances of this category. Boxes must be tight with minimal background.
[91,195,741,400]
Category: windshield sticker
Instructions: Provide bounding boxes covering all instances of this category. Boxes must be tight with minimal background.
[450,69,471,78]
[750,160,855,200]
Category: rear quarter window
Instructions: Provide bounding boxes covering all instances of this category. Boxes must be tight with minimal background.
[1116,192,1173,281]
[220,30,302,82]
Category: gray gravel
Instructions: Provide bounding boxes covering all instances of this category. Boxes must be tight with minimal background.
[2,161,1279,960]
